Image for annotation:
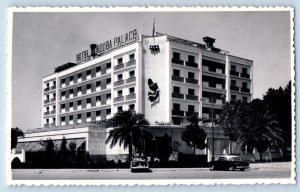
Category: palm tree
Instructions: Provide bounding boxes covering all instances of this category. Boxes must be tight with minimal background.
[246,107,284,161]
[105,110,151,161]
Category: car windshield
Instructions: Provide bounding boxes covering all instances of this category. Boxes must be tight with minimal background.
[218,157,228,161]
[229,157,241,161]
[132,156,147,161]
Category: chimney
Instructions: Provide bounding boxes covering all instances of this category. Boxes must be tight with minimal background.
[90,44,97,58]
[203,36,215,48]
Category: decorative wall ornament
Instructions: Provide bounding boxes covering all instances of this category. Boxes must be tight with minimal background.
[147,78,160,107]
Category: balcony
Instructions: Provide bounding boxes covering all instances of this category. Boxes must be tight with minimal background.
[172,75,184,82]
[240,73,250,78]
[186,78,198,84]
[186,95,198,101]
[241,87,250,93]
[126,60,136,67]
[186,111,199,117]
[185,61,198,68]
[44,124,50,128]
[51,110,56,114]
[172,110,184,116]
[172,58,184,65]
[126,94,136,100]
[51,86,56,90]
[172,93,184,99]
[44,87,50,92]
[230,86,240,92]
[44,99,50,104]
[114,80,124,86]
[114,63,124,70]
[44,111,50,116]
[50,123,56,127]
[51,98,56,102]
[126,77,136,84]
[114,96,124,102]
[230,71,239,77]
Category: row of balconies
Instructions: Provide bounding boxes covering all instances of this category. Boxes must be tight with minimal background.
[202,66,224,75]
[172,93,199,101]
[44,98,56,104]
[114,60,136,71]
[114,77,136,87]
[230,71,250,79]
[44,85,56,92]
[60,99,112,114]
[60,114,113,126]
[113,94,136,103]
[171,110,199,117]
[44,110,56,116]
[172,58,198,68]
[230,86,251,93]
[172,76,199,85]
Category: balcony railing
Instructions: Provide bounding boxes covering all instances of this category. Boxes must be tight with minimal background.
[44,111,50,116]
[126,94,136,100]
[114,63,124,70]
[186,95,198,101]
[51,110,56,114]
[230,86,240,92]
[185,61,198,68]
[44,124,50,128]
[114,80,124,86]
[126,77,136,84]
[126,60,136,67]
[44,87,50,92]
[241,87,250,93]
[172,58,184,65]
[44,99,50,104]
[51,86,56,90]
[230,71,239,77]
[185,78,198,84]
[50,123,56,127]
[186,111,199,117]
[172,75,184,82]
[172,110,184,116]
[114,96,124,102]
[51,98,56,102]
[240,73,250,78]
[172,93,184,99]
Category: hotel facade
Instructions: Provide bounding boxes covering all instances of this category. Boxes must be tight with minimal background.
[16,29,253,163]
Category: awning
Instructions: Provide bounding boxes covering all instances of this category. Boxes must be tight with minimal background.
[16,138,86,152]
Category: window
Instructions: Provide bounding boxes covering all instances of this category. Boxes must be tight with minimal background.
[77,114,81,119]
[46,106,49,112]
[96,66,101,73]
[129,104,135,111]
[69,76,73,82]
[173,86,180,93]
[107,62,111,69]
[129,87,135,94]
[188,55,195,63]
[96,111,101,116]
[173,103,180,111]
[242,82,248,88]
[61,116,65,122]
[231,80,236,86]
[242,96,248,103]
[46,83,50,88]
[69,115,73,121]
[107,93,111,100]
[242,67,248,74]
[231,95,237,101]
[173,69,180,76]
[117,74,123,81]
[106,108,111,115]
[231,65,236,71]
[87,84,91,89]
[86,112,91,118]
[173,52,180,59]
[77,100,81,106]
[106,78,111,84]
[188,88,195,96]
[96,96,101,102]
[69,89,73,95]
[69,102,73,108]
[77,87,82,93]
[87,98,91,104]
[87,70,91,76]
[53,118,56,124]
[129,54,135,61]
[61,79,66,84]
[96,81,101,87]
[188,105,195,112]
[117,90,123,97]
[188,72,195,79]
[117,58,123,64]
[53,93,56,99]
[129,70,135,78]
[53,81,56,86]
[117,106,123,112]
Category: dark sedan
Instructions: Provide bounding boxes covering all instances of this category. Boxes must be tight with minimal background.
[130,155,149,172]
[209,155,250,171]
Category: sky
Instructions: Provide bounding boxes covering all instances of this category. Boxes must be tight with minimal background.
[11,11,292,131]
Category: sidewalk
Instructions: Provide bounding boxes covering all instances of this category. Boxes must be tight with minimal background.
[249,161,291,169]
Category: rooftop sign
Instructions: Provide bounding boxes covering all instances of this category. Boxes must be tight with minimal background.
[76,29,139,63]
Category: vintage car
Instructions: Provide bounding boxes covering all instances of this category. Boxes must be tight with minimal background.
[209,155,250,171]
[130,155,149,172]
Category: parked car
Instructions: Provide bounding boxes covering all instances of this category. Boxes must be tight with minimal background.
[209,155,250,171]
[130,155,149,172]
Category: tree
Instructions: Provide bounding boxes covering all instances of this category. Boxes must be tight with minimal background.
[11,127,24,149]
[218,101,248,153]
[181,113,207,154]
[59,137,68,164]
[40,139,55,165]
[245,100,284,161]
[105,110,151,161]
[263,81,291,159]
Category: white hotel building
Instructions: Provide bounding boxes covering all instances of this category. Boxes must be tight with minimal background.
[16,30,253,163]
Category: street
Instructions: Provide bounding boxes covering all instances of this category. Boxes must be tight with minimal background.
[12,162,292,180]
